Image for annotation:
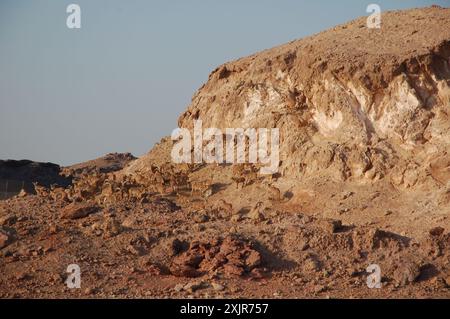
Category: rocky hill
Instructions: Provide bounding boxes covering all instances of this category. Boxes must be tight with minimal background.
[0,160,71,198]
[63,153,136,176]
[131,7,450,186]
[124,7,450,239]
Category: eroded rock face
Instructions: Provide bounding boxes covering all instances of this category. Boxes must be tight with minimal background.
[170,7,450,188]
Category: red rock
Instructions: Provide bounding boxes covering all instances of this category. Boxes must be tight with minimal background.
[61,202,99,219]
[146,264,163,276]
[318,219,342,234]
[170,264,201,278]
[429,227,445,237]
[223,264,245,276]
[249,268,265,280]
[245,250,262,270]
[0,227,14,249]
[168,235,265,278]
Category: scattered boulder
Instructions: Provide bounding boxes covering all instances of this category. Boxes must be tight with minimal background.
[0,214,17,226]
[365,228,407,250]
[171,238,189,256]
[17,189,29,198]
[183,281,208,293]
[302,255,322,273]
[121,216,137,228]
[248,202,266,222]
[145,263,163,276]
[170,235,263,278]
[174,283,184,292]
[318,219,342,234]
[102,217,123,238]
[230,214,243,222]
[393,261,421,287]
[444,276,450,288]
[0,226,15,249]
[61,202,99,220]
[429,227,445,237]
[424,228,450,258]
[248,210,265,222]
[192,212,209,223]
[211,282,225,291]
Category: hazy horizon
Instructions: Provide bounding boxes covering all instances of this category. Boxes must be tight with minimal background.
[0,0,447,166]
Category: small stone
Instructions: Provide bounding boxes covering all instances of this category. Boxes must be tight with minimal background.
[193,213,209,223]
[211,282,224,291]
[16,272,30,281]
[0,227,15,249]
[341,191,354,200]
[230,287,242,293]
[228,226,238,233]
[314,285,326,293]
[184,281,207,293]
[146,263,163,276]
[0,214,17,226]
[429,227,445,237]
[121,217,136,228]
[48,224,59,234]
[61,203,99,220]
[444,276,450,288]
[300,243,310,251]
[174,284,184,292]
[318,219,342,233]
[43,244,53,253]
[193,224,206,232]
[393,261,421,287]
[248,210,265,222]
[126,245,140,256]
[245,250,262,269]
[102,217,122,238]
[230,214,242,222]
[303,256,321,272]
[171,238,187,255]
[84,287,94,295]
[17,189,28,198]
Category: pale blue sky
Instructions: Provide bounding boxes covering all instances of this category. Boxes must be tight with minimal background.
[0,0,447,165]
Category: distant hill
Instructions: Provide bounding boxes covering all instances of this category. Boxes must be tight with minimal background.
[0,160,71,199]
[63,153,136,176]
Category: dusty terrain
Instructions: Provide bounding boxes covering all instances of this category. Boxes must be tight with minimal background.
[1,7,450,298]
